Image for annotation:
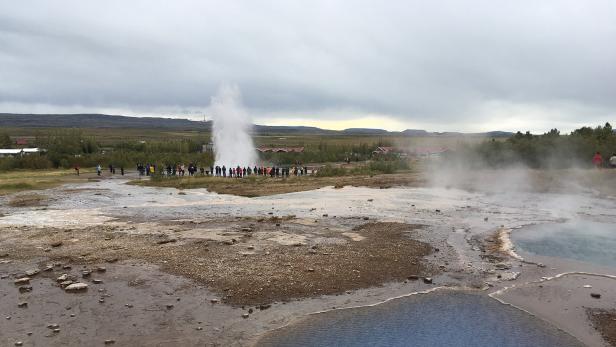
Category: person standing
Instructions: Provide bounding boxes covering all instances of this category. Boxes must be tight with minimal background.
[592,152,603,168]
[120,166,124,176]
[74,164,80,176]
[96,164,102,176]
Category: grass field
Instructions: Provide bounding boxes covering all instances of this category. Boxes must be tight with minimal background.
[0,169,89,195]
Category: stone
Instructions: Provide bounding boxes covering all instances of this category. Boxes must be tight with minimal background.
[82,271,91,278]
[65,283,89,292]
[583,285,592,288]
[92,279,103,284]
[322,214,328,217]
[14,277,31,285]
[259,304,271,310]
[307,268,315,272]
[96,267,107,273]
[210,299,219,304]
[242,313,249,319]
[156,238,177,245]
[53,328,60,333]
[51,241,63,247]
[60,280,73,287]
[590,293,601,299]
[248,308,253,314]
[17,302,28,308]
[25,269,39,277]
[18,286,32,293]
[407,275,419,281]
[43,266,53,272]
[125,304,133,308]
[104,340,115,344]
[62,265,72,270]
[47,324,59,329]
[14,342,23,346]
[166,304,174,309]
[423,277,433,284]
[363,217,370,220]
[56,274,68,282]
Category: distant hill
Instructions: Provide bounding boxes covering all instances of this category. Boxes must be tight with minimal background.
[0,113,512,137]
[341,128,390,135]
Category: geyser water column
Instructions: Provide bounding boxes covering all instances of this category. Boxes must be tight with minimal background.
[209,84,257,168]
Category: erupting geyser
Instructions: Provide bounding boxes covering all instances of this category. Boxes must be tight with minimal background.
[209,84,257,168]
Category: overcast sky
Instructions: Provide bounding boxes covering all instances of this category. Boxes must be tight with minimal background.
[1,1,615,132]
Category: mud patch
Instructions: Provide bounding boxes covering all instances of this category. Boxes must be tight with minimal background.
[587,309,616,347]
[7,193,47,207]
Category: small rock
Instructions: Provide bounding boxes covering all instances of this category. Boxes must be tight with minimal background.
[104,340,115,345]
[259,304,271,310]
[60,280,73,287]
[62,265,72,270]
[210,299,219,304]
[43,266,53,272]
[50,241,63,247]
[65,283,88,292]
[322,214,328,217]
[96,267,107,273]
[590,293,601,299]
[105,257,118,263]
[583,285,592,288]
[14,342,23,346]
[82,271,91,278]
[367,199,373,202]
[53,328,60,333]
[537,263,546,268]
[242,313,249,318]
[25,269,39,277]
[248,308,254,314]
[423,277,433,284]
[247,246,255,250]
[484,217,489,221]
[18,286,32,293]
[14,277,31,285]
[17,302,28,308]
[92,279,103,284]
[407,275,419,281]
[196,327,203,331]
[47,324,59,329]
[363,217,370,220]
[166,304,174,309]
[307,268,315,272]
[156,238,177,245]
[125,304,133,308]
[99,298,105,303]
[56,274,68,282]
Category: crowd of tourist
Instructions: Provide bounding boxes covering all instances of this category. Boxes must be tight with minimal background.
[134,163,311,177]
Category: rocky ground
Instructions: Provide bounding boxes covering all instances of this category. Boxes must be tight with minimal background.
[1,170,615,346]
[587,309,616,347]
[0,221,434,307]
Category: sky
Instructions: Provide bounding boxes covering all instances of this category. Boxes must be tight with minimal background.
[1,1,615,133]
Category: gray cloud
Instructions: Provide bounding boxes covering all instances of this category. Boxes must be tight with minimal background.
[1,0,615,132]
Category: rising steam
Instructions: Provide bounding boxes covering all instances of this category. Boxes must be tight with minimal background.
[209,84,257,168]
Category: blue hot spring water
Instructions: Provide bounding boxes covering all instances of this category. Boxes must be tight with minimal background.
[512,220,616,267]
[257,292,582,347]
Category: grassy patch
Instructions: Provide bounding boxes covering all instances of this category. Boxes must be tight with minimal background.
[0,169,87,195]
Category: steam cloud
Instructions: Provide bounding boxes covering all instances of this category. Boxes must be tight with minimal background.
[209,84,257,168]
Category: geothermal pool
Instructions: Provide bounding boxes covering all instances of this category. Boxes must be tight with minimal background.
[512,220,616,267]
[257,291,583,347]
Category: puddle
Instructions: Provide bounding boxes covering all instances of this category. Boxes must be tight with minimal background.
[512,220,616,267]
[257,291,583,347]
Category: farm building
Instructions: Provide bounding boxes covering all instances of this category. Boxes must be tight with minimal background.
[0,148,46,158]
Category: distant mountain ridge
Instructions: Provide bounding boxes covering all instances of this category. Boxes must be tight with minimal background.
[0,113,513,137]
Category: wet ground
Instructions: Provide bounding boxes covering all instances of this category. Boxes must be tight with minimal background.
[0,173,615,346]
